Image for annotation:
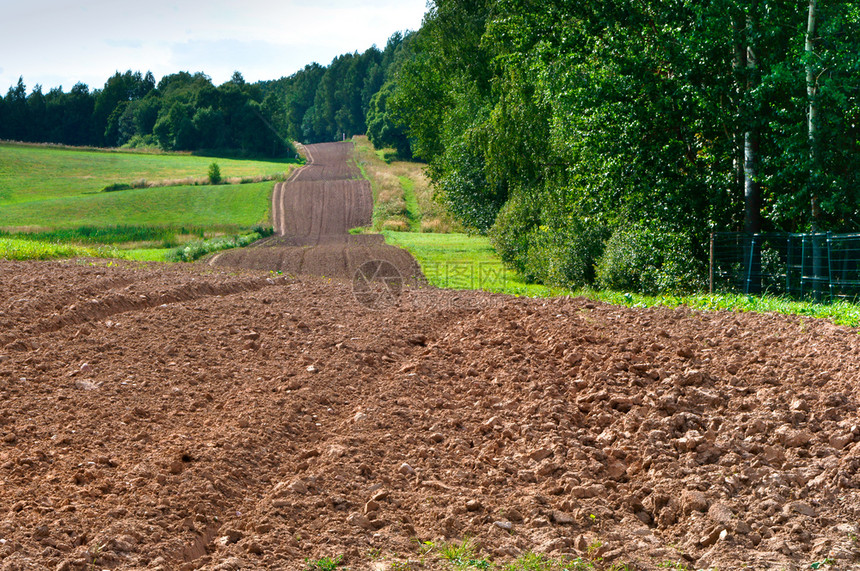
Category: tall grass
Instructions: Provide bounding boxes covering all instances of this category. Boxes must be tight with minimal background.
[352,136,461,233]
[0,225,201,245]
[0,237,112,260]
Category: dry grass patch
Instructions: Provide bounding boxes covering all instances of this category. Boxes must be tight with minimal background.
[353,136,461,233]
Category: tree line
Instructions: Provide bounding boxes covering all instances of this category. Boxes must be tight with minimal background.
[0,33,414,158]
[369,0,860,293]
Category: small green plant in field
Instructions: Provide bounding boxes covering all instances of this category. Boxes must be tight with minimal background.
[585,541,603,562]
[810,559,835,569]
[88,543,104,571]
[657,562,690,570]
[501,552,597,570]
[208,162,222,184]
[414,540,436,556]
[438,537,490,568]
[605,564,635,571]
[304,554,345,570]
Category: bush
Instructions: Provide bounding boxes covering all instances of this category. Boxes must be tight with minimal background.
[121,134,159,150]
[208,162,222,185]
[168,231,262,262]
[491,193,607,287]
[525,218,607,287]
[595,222,706,294]
[489,192,540,277]
[102,182,132,192]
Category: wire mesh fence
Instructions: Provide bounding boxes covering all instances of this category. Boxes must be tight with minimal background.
[710,232,860,301]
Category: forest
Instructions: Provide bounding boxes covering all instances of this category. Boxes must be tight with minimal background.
[371,0,860,293]
[2,0,858,293]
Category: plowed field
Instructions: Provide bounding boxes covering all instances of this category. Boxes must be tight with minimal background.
[1,259,859,570]
[210,142,419,280]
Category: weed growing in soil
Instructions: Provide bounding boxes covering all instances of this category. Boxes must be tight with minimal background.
[304,554,345,570]
[437,537,491,568]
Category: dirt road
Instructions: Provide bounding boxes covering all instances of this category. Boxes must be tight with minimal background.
[210,142,419,280]
[1,258,859,570]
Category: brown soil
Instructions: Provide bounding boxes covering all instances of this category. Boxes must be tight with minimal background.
[210,142,420,281]
[0,258,859,571]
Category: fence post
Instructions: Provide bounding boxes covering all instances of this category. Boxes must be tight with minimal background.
[709,232,715,295]
[827,232,834,302]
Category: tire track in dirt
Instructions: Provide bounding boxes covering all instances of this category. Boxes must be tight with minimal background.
[0,273,295,350]
[210,142,421,281]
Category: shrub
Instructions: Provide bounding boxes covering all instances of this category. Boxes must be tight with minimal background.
[491,193,607,287]
[489,192,541,278]
[525,218,608,287]
[102,182,132,192]
[168,231,262,262]
[595,222,706,294]
[208,162,222,185]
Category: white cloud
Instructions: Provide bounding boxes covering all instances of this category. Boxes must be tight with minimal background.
[0,0,427,93]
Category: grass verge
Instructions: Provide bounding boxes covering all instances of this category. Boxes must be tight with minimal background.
[383,231,566,297]
[578,288,860,327]
[353,136,460,233]
[385,229,860,327]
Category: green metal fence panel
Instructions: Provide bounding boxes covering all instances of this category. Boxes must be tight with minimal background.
[712,232,860,301]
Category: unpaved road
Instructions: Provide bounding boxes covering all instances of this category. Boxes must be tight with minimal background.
[0,258,859,570]
[211,142,419,280]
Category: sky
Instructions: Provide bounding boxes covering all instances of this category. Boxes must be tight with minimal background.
[0,0,429,94]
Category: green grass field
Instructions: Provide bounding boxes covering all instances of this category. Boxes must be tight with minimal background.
[383,231,566,297]
[0,143,296,206]
[0,181,274,229]
[0,143,297,261]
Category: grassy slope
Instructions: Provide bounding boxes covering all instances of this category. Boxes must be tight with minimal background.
[0,143,295,261]
[0,143,294,205]
[0,181,273,229]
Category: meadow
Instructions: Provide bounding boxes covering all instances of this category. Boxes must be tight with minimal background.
[0,142,298,260]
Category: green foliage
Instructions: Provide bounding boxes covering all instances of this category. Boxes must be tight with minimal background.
[491,192,607,288]
[303,554,345,571]
[2,70,295,157]
[595,223,706,295]
[436,537,489,569]
[102,182,132,192]
[0,225,188,245]
[0,237,110,260]
[208,162,222,184]
[382,0,860,295]
[366,81,412,158]
[499,552,597,570]
[167,231,263,262]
